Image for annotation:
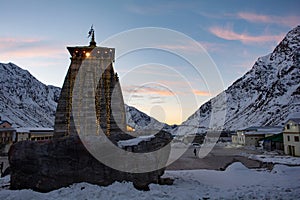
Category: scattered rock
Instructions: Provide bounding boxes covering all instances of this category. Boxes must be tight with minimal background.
[158,177,174,185]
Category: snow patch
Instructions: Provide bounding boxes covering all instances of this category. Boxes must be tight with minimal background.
[117,135,155,148]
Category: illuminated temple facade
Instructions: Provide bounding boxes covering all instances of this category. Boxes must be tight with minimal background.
[54,30,126,137]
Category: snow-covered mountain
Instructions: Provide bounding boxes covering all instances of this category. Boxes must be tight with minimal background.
[125,104,176,132]
[0,62,171,130]
[175,25,300,135]
[0,63,60,127]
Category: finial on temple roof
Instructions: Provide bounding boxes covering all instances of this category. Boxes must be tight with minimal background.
[88,24,96,47]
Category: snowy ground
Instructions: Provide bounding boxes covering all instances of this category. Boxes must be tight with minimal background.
[221,143,300,165]
[248,154,300,165]
[0,162,300,200]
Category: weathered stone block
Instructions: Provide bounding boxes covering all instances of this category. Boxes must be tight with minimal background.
[9,130,172,192]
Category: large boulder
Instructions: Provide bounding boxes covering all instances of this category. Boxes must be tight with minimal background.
[9,130,172,192]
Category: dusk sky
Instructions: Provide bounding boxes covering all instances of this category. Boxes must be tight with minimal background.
[1,0,299,125]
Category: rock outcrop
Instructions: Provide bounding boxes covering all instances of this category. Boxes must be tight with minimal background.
[9,130,172,192]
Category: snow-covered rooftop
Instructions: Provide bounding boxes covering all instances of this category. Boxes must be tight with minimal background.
[117,135,155,148]
[243,131,268,135]
[0,120,12,125]
[16,127,54,133]
[286,118,300,125]
[239,126,283,135]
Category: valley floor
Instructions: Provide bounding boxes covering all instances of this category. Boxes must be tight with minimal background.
[167,143,264,170]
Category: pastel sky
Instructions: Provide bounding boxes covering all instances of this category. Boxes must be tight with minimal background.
[0,0,299,125]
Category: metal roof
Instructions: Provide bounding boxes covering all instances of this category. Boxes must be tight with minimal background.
[0,127,16,132]
[0,120,12,126]
[240,126,283,132]
[286,118,300,124]
[16,127,53,133]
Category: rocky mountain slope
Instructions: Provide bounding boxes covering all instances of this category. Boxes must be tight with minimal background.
[125,105,176,132]
[175,25,300,135]
[0,63,60,127]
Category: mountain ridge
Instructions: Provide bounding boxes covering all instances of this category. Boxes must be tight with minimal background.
[174,25,300,135]
[0,62,60,127]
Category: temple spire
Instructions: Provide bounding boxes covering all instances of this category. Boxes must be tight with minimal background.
[88,25,96,47]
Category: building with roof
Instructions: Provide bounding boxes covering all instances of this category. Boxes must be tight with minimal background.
[16,128,54,141]
[262,133,284,151]
[0,117,16,155]
[232,126,283,146]
[283,118,300,156]
[0,119,12,129]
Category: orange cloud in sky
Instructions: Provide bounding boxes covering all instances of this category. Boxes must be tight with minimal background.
[0,37,41,46]
[0,36,66,60]
[139,87,175,96]
[1,47,65,59]
[0,49,66,61]
[237,12,300,28]
[209,26,284,44]
[123,85,177,97]
[157,43,200,52]
[192,89,210,96]
[155,37,210,53]
[158,41,226,54]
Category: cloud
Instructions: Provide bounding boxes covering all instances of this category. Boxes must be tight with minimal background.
[149,96,162,100]
[159,80,190,87]
[1,47,65,59]
[123,85,175,96]
[192,89,210,96]
[209,26,284,44]
[156,39,212,54]
[138,86,175,96]
[130,94,144,98]
[0,36,66,60]
[157,40,226,54]
[237,12,300,27]
[127,66,182,78]
[199,41,226,53]
[157,43,200,52]
[152,100,165,104]
[0,37,41,49]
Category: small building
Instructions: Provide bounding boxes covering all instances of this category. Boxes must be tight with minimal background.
[0,118,16,154]
[29,128,53,141]
[283,118,300,156]
[17,130,30,141]
[16,128,54,141]
[232,126,283,147]
[262,133,284,151]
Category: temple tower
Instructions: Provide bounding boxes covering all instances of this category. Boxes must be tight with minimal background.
[54,27,126,138]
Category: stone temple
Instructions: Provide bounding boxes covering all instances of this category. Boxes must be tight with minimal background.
[54,28,126,138]
[8,28,172,192]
